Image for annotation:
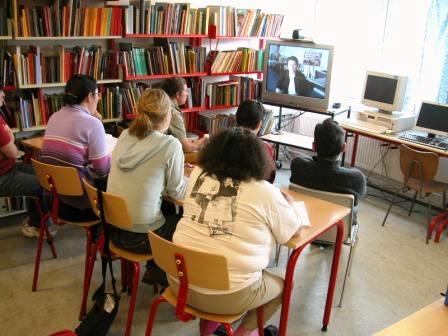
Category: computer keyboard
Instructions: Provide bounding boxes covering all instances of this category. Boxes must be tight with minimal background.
[341,119,388,134]
[398,132,448,150]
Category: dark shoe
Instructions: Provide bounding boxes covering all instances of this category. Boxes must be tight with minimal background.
[264,325,278,336]
[213,325,228,336]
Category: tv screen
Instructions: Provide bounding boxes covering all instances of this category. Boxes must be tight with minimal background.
[262,40,334,111]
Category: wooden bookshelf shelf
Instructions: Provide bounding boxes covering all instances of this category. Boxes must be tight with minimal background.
[11,128,20,133]
[0,35,12,40]
[15,36,123,41]
[19,83,66,89]
[125,72,208,81]
[125,34,208,38]
[22,125,46,132]
[97,79,122,85]
[102,118,122,123]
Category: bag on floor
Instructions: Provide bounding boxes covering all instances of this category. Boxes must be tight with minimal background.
[75,190,120,336]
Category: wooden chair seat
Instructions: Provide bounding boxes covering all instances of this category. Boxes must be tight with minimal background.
[161,287,244,323]
[405,177,448,194]
[110,242,153,263]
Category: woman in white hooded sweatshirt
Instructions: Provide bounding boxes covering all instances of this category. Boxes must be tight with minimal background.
[107,88,187,285]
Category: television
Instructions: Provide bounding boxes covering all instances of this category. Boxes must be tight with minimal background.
[361,71,408,113]
[414,101,448,137]
[261,40,334,112]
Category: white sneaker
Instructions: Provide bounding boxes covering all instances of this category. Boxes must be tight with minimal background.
[21,219,57,238]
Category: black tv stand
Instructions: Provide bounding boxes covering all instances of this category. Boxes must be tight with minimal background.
[265,103,351,168]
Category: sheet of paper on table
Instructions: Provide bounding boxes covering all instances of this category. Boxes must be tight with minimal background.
[293,201,311,227]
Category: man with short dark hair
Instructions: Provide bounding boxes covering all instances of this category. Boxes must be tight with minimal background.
[290,118,366,225]
[161,77,208,152]
[236,100,276,183]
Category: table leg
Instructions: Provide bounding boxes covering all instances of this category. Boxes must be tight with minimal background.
[322,219,345,331]
[278,245,306,336]
[351,134,359,167]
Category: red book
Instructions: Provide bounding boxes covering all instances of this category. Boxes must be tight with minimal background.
[96,8,103,36]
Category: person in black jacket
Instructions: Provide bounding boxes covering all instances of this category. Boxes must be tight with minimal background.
[276,56,314,96]
[290,118,366,226]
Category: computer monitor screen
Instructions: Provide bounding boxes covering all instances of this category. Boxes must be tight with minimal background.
[415,101,448,137]
[261,40,334,111]
[361,71,407,113]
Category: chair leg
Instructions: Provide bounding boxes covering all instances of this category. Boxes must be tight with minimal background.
[145,295,167,336]
[382,189,399,226]
[121,259,128,292]
[32,213,50,291]
[338,244,355,307]
[125,261,140,336]
[79,228,98,320]
[223,324,234,336]
[426,201,432,244]
[435,218,448,243]
[408,190,418,216]
[256,305,265,335]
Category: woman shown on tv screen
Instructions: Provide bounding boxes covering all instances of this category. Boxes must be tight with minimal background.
[276,56,314,97]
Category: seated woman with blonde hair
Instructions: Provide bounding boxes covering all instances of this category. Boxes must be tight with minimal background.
[107,88,187,285]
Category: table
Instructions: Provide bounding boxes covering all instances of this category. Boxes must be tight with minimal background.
[278,187,351,336]
[21,135,118,156]
[261,132,314,163]
[339,122,448,168]
[374,298,448,336]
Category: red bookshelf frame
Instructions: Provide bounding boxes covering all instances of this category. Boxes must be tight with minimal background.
[209,71,263,76]
[125,72,207,81]
[124,33,207,38]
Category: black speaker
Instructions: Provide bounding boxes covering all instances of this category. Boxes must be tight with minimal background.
[292,29,302,39]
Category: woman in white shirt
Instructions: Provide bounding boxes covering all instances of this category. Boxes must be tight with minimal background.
[172,128,302,336]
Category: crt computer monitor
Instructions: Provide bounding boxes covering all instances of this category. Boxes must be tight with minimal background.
[261,40,334,112]
[414,101,448,137]
[362,71,408,113]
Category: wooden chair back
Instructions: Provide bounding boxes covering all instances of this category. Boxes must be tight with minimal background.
[148,231,229,290]
[82,178,133,230]
[399,144,439,183]
[289,183,354,243]
[184,151,199,165]
[31,158,83,196]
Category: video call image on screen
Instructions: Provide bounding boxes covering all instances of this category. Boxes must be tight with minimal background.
[266,45,331,99]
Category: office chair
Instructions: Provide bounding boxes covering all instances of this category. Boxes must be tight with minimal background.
[382,144,448,243]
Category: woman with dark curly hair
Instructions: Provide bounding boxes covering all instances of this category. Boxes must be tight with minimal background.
[172,127,302,336]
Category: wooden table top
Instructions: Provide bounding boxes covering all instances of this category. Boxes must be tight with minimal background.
[280,187,351,249]
[21,137,44,151]
[374,298,448,336]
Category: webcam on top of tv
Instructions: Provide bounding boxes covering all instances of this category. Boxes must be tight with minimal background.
[290,29,314,43]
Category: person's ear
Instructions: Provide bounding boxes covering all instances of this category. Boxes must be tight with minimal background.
[255,120,262,132]
[341,143,347,153]
[312,142,317,152]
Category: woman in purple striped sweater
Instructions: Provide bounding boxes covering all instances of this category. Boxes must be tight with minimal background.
[41,75,111,221]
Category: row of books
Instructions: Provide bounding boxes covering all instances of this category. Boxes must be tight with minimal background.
[15,87,124,129]
[258,108,274,136]
[210,48,264,73]
[14,45,122,86]
[0,0,12,36]
[198,113,236,136]
[205,80,240,108]
[209,6,283,37]
[230,75,262,102]
[97,86,123,120]
[120,42,206,77]
[0,48,16,87]
[125,2,209,35]
[17,2,123,37]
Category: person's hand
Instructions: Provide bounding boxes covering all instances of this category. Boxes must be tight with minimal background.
[281,191,294,205]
